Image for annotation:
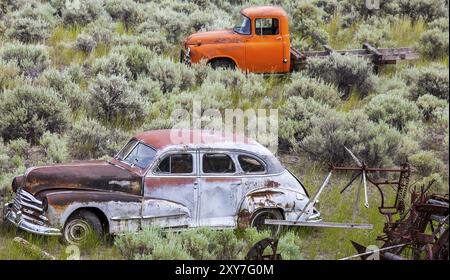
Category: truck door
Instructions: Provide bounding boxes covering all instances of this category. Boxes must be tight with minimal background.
[198,151,242,227]
[143,151,199,228]
[245,17,284,73]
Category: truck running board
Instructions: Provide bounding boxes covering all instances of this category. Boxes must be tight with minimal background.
[265,219,374,230]
[291,43,418,71]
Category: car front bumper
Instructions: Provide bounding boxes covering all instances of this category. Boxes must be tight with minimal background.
[180,47,191,65]
[3,202,61,236]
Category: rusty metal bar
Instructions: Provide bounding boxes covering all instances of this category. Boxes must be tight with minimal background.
[265,219,374,230]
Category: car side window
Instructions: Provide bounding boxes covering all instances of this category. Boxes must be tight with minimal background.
[203,153,235,174]
[255,18,279,35]
[155,154,193,174]
[238,155,266,173]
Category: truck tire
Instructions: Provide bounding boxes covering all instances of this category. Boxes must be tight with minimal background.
[250,208,283,237]
[63,210,103,245]
[210,59,235,70]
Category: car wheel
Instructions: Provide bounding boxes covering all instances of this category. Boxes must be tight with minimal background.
[250,209,283,237]
[210,59,235,70]
[63,210,103,245]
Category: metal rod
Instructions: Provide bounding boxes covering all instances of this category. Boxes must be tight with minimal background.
[296,171,333,221]
[363,171,369,208]
[265,219,374,230]
[340,171,362,194]
[339,243,408,260]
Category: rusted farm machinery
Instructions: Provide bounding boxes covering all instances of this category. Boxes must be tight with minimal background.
[248,147,448,260]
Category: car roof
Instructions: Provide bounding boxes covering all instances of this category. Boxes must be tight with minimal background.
[133,129,285,173]
[134,129,260,150]
[241,6,288,18]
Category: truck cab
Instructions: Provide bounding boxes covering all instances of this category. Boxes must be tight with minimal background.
[181,6,291,73]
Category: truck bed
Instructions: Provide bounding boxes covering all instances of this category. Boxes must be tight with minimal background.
[290,43,418,71]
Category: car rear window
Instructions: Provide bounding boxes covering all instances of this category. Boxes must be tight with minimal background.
[203,153,235,173]
[255,18,279,35]
[155,154,193,174]
[238,155,266,173]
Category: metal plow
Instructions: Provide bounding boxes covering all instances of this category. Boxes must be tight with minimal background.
[253,147,449,260]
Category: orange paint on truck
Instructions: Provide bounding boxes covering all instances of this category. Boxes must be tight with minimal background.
[182,6,291,73]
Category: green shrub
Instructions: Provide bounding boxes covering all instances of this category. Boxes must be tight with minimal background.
[39,69,88,111]
[114,227,164,259]
[62,0,104,26]
[355,18,392,47]
[284,73,342,106]
[0,85,69,144]
[111,44,154,79]
[417,28,449,60]
[416,94,448,121]
[105,0,143,30]
[291,2,328,49]
[75,33,97,53]
[277,231,302,260]
[68,118,129,159]
[396,0,447,21]
[88,74,148,125]
[136,32,169,55]
[408,150,445,177]
[366,93,421,130]
[84,17,116,44]
[402,65,449,100]
[0,43,50,78]
[0,61,19,90]
[133,77,163,102]
[147,57,196,93]
[279,96,331,151]
[306,53,377,97]
[92,53,133,79]
[5,17,52,43]
[39,131,69,164]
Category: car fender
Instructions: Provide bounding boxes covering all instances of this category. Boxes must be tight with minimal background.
[236,187,307,228]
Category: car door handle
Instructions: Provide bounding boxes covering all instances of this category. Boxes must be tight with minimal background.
[193,182,198,189]
[276,36,282,40]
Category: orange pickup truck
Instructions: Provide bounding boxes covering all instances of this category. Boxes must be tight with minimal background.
[180,6,417,74]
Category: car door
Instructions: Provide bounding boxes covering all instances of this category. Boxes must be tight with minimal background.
[198,151,242,227]
[143,151,199,228]
[245,17,284,73]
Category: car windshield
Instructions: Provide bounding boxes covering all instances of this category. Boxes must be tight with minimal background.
[116,140,156,169]
[233,14,251,35]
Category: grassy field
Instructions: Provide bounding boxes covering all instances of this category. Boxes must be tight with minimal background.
[0,0,448,260]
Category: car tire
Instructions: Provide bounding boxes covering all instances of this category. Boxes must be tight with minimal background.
[210,59,235,70]
[250,208,283,237]
[63,210,103,245]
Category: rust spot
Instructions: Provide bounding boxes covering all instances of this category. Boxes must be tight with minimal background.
[266,180,280,188]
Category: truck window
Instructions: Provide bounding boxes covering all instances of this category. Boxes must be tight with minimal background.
[155,154,193,174]
[203,153,236,173]
[238,155,266,173]
[233,14,251,35]
[255,18,279,35]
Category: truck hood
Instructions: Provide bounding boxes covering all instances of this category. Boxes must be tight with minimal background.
[20,160,142,196]
[185,29,242,45]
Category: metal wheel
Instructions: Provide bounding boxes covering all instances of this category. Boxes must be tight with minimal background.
[250,209,283,237]
[63,210,103,245]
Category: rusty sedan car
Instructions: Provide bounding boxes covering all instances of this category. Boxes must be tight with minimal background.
[3,129,320,244]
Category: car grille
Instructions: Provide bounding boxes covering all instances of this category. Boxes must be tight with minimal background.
[12,188,48,226]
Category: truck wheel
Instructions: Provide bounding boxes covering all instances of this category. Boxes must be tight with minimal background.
[210,59,235,70]
[63,210,103,245]
[250,209,283,237]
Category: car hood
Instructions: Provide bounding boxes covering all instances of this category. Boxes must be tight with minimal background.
[185,29,243,45]
[20,160,142,196]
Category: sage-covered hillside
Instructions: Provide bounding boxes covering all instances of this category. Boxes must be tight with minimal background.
[0,0,448,259]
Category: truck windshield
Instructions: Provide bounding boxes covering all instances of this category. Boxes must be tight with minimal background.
[116,140,156,169]
[233,14,251,35]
